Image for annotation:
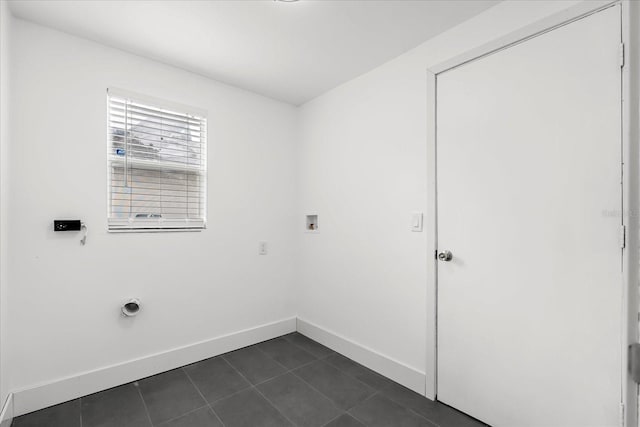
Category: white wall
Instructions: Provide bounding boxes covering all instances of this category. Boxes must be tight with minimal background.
[2,0,619,412]
[6,18,297,396]
[296,0,582,396]
[0,0,12,408]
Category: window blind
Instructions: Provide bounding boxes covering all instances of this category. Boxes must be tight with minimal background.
[107,90,207,231]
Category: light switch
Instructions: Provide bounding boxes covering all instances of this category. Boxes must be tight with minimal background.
[411,212,423,232]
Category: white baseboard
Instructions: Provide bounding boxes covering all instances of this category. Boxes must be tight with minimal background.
[11,316,426,417]
[0,393,13,427]
[296,318,426,395]
[12,317,296,417]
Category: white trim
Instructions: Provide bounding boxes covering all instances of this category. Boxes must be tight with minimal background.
[107,218,206,232]
[428,0,616,75]
[107,87,208,118]
[296,318,425,394]
[0,393,13,427]
[11,317,296,417]
[425,70,437,401]
[426,1,637,425]
[620,2,639,426]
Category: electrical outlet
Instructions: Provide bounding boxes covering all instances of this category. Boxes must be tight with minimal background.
[259,241,268,255]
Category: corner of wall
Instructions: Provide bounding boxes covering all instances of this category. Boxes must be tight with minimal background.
[0,393,13,427]
[0,0,13,406]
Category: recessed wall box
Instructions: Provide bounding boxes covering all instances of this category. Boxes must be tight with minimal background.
[54,220,82,231]
[306,215,318,232]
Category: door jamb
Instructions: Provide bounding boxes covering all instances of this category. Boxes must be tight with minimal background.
[425,2,638,426]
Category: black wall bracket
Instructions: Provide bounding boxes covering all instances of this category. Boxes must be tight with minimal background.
[53,220,87,245]
[54,220,82,232]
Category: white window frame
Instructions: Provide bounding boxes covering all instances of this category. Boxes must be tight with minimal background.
[106,88,208,232]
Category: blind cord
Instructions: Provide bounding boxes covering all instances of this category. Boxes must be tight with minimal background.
[80,223,87,246]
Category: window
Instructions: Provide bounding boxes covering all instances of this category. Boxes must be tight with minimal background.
[107,89,207,231]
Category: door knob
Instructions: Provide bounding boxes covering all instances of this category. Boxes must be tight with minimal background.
[438,250,453,262]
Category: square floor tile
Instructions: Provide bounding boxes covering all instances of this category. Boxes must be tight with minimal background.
[381,382,487,427]
[159,407,223,427]
[284,333,335,358]
[212,388,293,427]
[294,360,374,410]
[323,413,365,427]
[257,372,341,427]
[12,399,80,427]
[184,356,251,403]
[223,345,287,384]
[138,369,206,424]
[325,353,393,390]
[9,334,486,427]
[349,394,435,427]
[256,337,317,369]
[82,383,151,427]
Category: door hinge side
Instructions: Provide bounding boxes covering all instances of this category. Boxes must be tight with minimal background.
[619,402,624,427]
[619,43,625,68]
[629,343,640,382]
[619,225,626,249]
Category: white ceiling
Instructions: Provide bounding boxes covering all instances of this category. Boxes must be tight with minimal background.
[8,0,499,105]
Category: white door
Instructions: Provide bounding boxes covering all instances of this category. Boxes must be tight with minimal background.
[436,6,622,427]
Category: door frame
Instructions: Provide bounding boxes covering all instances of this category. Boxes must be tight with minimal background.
[425,1,639,425]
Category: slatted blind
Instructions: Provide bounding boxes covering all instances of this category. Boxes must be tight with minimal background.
[107,89,207,231]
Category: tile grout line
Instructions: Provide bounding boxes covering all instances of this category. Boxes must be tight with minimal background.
[283,334,380,396]
[219,355,300,427]
[251,344,297,371]
[375,390,440,426]
[346,391,387,427]
[319,412,346,427]
[14,333,464,427]
[134,382,155,427]
[288,369,347,414]
[181,367,227,427]
[380,386,445,426]
[284,336,438,424]
[221,345,346,418]
[251,341,349,415]
[345,389,381,423]
[223,341,332,390]
[102,335,323,427]
[154,403,210,426]
[255,334,378,416]
[374,389,443,426]
[252,385,300,427]
[222,336,445,427]
[289,357,377,410]
[323,353,391,390]
[206,382,253,405]
[308,343,446,426]
[281,333,338,360]
[405,406,441,427]
[209,407,227,427]
[199,353,322,409]
[253,337,334,370]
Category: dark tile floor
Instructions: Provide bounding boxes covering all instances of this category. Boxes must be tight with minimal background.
[12,333,488,427]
